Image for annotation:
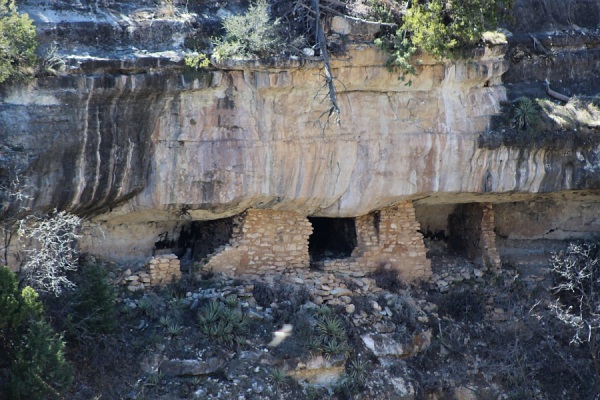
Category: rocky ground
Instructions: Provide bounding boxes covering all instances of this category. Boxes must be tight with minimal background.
[56,247,597,400]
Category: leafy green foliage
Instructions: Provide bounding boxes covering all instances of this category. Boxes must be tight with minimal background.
[375,0,513,79]
[6,319,73,399]
[65,260,117,339]
[184,52,210,70]
[375,31,416,83]
[0,266,43,335]
[0,268,72,399]
[367,0,405,23]
[404,0,512,58]
[212,0,284,61]
[0,0,37,83]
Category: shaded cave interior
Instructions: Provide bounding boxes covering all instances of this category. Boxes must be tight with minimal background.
[307,217,358,263]
[155,217,235,265]
[416,203,491,264]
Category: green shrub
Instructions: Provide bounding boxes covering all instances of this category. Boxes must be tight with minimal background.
[6,319,73,399]
[375,31,416,83]
[367,0,405,23]
[404,0,512,58]
[0,0,37,83]
[184,52,210,70]
[0,267,73,399]
[0,266,43,335]
[213,0,284,61]
[66,260,117,339]
[375,0,513,78]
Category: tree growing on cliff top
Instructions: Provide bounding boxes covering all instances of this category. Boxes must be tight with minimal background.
[373,0,513,79]
[212,0,287,61]
[0,0,37,83]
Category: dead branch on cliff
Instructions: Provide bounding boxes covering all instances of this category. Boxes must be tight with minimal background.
[544,79,571,103]
[284,0,343,129]
[312,0,341,129]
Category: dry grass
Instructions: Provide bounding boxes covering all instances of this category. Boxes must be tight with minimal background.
[539,97,600,130]
[482,30,507,45]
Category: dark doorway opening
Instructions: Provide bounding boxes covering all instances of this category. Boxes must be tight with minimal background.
[447,204,483,259]
[169,217,235,263]
[308,217,357,262]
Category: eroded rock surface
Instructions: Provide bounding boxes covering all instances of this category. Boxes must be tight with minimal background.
[2,0,600,266]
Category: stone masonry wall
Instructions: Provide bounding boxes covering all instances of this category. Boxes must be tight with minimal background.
[481,204,501,269]
[205,205,431,281]
[121,254,181,291]
[319,202,432,281]
[205,210,313,275]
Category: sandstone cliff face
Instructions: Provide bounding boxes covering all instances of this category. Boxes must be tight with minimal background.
[3,42,598,221]
[2,0,600,263]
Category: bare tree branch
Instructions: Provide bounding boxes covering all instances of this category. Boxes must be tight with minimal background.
[313,0,340,129]
[18,210,82,295]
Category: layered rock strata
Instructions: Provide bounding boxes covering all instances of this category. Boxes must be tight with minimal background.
[2,0,600,278]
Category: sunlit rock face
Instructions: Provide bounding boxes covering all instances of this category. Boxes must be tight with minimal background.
[3,0,600,263]
[2,43,521,222]
[120,45,514,222]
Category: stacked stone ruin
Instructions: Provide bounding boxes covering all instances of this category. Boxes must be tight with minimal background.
[123,201,502,291]
[480,204,501,269]
[121,254,181,291]
[201,202,500,281]
[204,210,313,275]
[317,202,431,280]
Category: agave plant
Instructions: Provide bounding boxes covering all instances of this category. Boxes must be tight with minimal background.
[270,368,289,388]
[316,316,347,342]
[197,300,248,345]
[513,97,538,130]
[166,322,184,336]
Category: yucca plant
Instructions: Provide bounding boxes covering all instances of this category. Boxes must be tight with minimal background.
[223,294,238,309]
[159,316,173,328]
[137,296,158,318]
[197,300,248,345]
[322,338,351,358]
[316,316,347,342]
[198,301,223,325]
[306,336,322,354]
[348,358,367,384]
[313,305,334,319]
[513,97,539,130]
[270,368,289,388]
[166,322,183,336]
